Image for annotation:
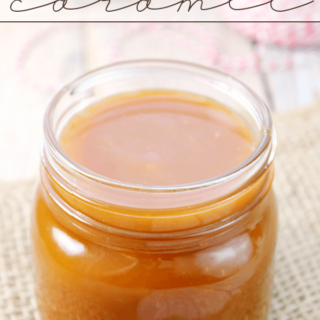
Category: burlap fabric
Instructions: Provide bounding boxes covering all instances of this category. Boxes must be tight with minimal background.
[1,106,320,320]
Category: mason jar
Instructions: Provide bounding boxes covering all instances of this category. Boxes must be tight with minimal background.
[32,60,277,320]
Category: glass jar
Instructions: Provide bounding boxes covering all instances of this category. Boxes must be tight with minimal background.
[32,60,277,320]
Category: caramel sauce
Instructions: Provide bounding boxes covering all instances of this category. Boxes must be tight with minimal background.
[33,90,277,320]
[59,90,255,186]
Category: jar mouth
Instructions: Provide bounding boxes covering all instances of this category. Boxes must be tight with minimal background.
[44,59,275,194]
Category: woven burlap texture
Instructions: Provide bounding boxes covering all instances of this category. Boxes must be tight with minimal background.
[1,106,320,320]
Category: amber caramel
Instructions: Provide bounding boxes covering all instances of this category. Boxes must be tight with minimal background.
[33,89,277,320]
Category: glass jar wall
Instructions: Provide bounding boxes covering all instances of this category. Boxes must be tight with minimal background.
[32,60,277,320]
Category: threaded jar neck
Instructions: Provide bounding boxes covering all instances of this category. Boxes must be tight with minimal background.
[41,60,276,244]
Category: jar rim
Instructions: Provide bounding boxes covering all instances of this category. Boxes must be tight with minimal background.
[44,59,275,194]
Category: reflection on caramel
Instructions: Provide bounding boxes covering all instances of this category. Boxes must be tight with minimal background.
[60,90,255,186]
[33,188,277,320]
[33,89,277,320]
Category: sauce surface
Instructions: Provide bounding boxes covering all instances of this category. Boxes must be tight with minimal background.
[60,90,254,186]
